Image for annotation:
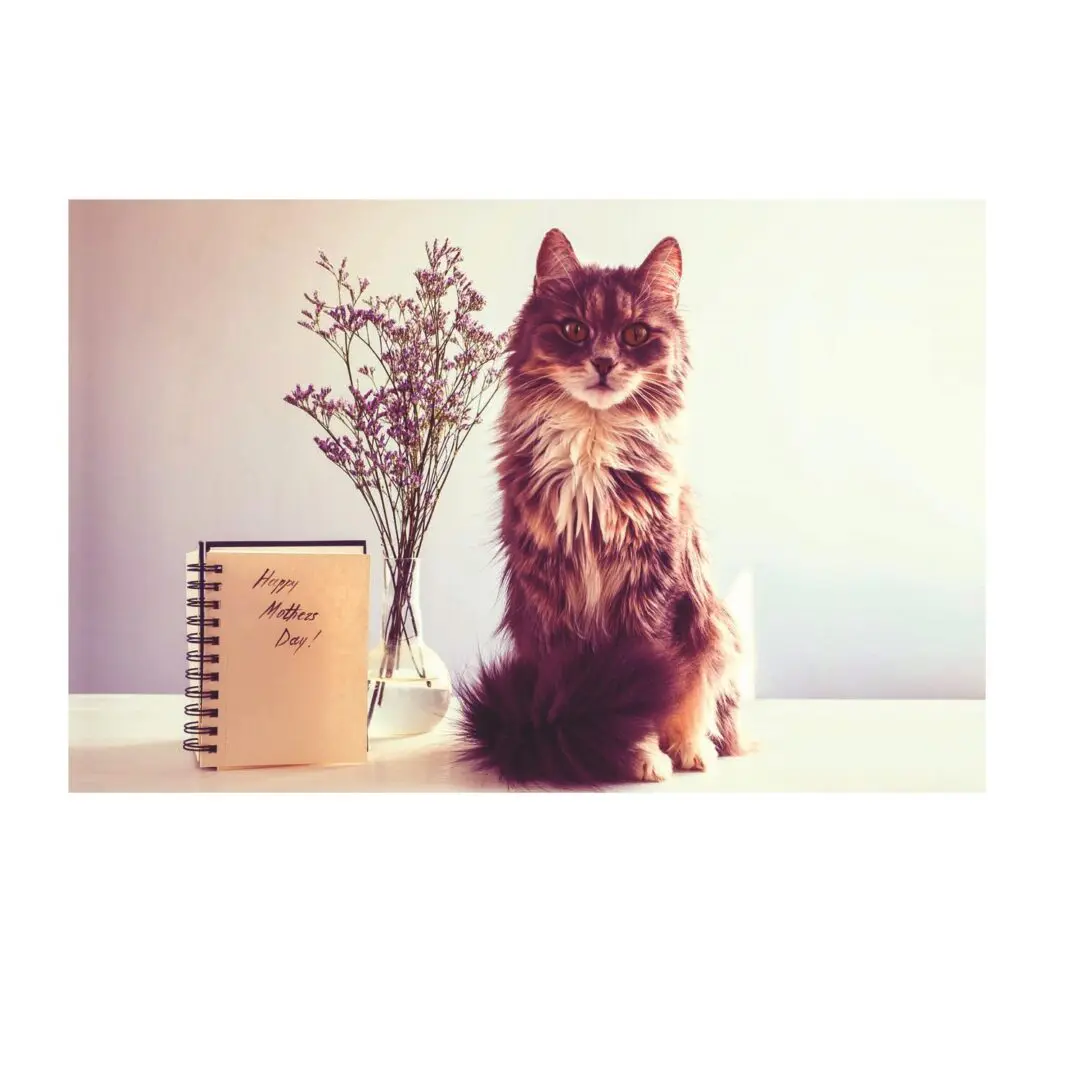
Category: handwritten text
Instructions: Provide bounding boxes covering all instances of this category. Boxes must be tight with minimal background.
[248,570,327,654]
[251,568,299,595]
[260,599,319,623]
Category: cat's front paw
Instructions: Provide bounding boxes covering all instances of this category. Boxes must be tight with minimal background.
[668,736,718,772]
[633,742,674,783]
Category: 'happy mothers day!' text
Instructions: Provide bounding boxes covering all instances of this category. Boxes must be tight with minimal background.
[251,568,322,654]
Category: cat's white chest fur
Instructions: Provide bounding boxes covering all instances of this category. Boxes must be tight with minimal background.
[531,410,681,546]
[555,424,617,541]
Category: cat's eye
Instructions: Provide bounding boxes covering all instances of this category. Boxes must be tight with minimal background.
[562,320,589,343]
[622,323,650,347]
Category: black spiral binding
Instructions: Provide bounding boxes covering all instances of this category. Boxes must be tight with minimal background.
[184,553,223,756]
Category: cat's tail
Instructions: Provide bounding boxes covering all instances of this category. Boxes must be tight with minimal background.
[454,642,681,787]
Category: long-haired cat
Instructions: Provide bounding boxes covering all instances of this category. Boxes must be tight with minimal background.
[456,228,742,785]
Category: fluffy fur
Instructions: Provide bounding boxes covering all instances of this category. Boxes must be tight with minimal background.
[456,642,682,787]
[456,228,743,787]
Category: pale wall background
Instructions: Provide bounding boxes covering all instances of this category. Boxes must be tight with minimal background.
[69,200,984,697]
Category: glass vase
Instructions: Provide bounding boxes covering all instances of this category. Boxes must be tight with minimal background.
[366,556,451,738]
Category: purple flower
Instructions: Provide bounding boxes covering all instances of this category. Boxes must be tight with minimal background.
[288,239,506,559]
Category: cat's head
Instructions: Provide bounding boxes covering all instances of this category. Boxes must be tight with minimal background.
[505,229,689,414]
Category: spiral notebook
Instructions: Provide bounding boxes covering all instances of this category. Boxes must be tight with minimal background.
[185,540,371,770]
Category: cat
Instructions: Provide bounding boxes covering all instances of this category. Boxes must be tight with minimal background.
[456,228,743,786]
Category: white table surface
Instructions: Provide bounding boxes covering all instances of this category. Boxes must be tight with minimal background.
[68,695,985,793]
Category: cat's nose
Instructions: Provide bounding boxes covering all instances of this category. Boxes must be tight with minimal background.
[591,356,615,377]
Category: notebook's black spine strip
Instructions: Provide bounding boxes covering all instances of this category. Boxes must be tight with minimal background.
[184,547,222,756]
[205,539,367,554]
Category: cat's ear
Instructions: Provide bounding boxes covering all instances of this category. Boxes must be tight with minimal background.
[534,228,581,292]
[638,237,682,307]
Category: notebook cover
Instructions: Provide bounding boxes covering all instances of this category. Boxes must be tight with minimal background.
[191,540,371,769]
